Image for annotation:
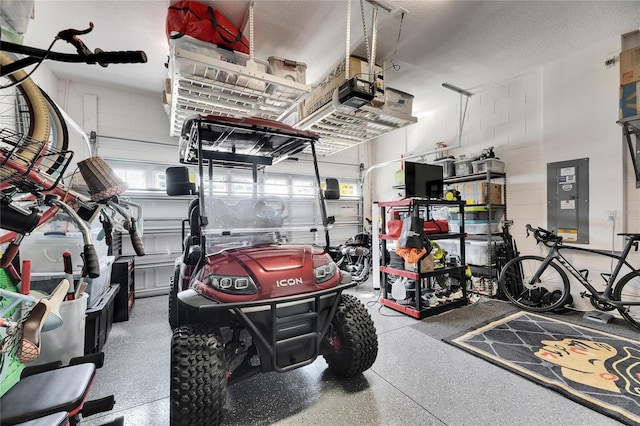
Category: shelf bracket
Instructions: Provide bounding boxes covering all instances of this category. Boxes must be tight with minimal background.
[618,115,640,188]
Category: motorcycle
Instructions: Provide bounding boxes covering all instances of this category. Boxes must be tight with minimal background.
[328,220,372,283]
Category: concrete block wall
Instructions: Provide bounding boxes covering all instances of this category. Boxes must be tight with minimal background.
[371,34,631,311]
[371,69,544,255]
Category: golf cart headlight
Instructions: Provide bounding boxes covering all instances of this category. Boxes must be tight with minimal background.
[315,262,337,283]
[208,274,257,295]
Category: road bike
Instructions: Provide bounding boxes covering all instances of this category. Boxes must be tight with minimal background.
[498,224,640,329]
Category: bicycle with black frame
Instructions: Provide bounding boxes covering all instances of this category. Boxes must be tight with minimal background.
[498,224,640,329]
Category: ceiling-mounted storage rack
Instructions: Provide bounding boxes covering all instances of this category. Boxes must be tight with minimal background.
[166,0,418,155]
[295,103,417,156]
[167,36,311,137]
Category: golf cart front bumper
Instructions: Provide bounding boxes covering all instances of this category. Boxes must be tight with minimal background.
[177,281,356,373]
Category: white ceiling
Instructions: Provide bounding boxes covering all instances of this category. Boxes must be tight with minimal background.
[18,0,640,116]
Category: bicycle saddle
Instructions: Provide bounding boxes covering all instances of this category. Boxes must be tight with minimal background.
[0,363,95,425]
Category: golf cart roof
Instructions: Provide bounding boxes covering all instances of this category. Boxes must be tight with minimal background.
[179,115,321,168]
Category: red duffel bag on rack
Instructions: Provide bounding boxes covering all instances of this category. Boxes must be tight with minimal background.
[423,219,449,234]
[166,1,250,54]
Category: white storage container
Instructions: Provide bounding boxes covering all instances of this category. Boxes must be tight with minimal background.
[382,87,414,116]
[436,239,462,257]
[466,221,500,234]
[19,220,107,275]
[466,240,502,266]
[454,159,473,176]
[30,255,115,309]
[433,158,455,178]
[174,34,269,90]
[448,220,499,235]
[267,56,307,83]
[471,158,505,174]
[27,293,88,366]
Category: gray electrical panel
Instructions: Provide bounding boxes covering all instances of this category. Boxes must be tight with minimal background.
[547,158,589,244]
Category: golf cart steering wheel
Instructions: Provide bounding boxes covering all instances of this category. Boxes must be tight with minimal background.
[253,197,285,218]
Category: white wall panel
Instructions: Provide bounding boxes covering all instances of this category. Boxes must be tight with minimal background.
[542,35,623,251]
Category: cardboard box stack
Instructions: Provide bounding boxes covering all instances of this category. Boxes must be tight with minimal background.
[452,182,503,205]
[300,56,385,119]
[620,45,640,119]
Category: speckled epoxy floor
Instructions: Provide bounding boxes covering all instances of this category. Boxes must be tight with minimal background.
[81,279,631,425]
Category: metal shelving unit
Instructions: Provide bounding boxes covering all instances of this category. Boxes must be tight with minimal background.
[377,198,468,319]
[443,170,506,292]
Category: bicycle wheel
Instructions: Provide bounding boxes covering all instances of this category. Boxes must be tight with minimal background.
[39,88,69,177]
[0,52,50,144]
[499,255,571,312]
[0,52,51,186]
[612,271,640,330]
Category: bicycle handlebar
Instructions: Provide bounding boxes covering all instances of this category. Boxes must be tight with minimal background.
[105,199,145,257]
[0,23,147,78]
[91,49,148,66]
[526,224,563,244]
[129,218,146,256]
[57,22,148,66]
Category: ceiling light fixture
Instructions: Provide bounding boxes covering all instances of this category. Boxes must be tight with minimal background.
[441,82,474,97]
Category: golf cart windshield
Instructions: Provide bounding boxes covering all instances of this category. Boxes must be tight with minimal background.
[177,115,333,255]
[201,182,326,254]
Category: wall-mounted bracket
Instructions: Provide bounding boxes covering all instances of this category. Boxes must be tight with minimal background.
[618,115,640,188]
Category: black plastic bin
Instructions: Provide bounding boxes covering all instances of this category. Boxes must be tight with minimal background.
[85,284,118,355]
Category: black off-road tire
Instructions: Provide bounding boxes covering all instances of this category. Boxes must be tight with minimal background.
[168,267,180,330]
[322,294,378,377]
[170,324,227,426]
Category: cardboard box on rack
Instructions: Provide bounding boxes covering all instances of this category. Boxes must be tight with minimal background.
[404,252,434,273]
[452,182,503,205]
[300,56,384,118]
[620,46,640,85]
[620,82,640,119]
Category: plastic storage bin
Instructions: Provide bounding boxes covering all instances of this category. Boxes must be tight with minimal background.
[84,256,115,308]
[433,158,455,178]
[449,220,499,234]
[19,223,107,276]
[448,206,503,222]
[466,240,502,266]
[27,293,88,366]
[85,285,118,355]
[436,239,461,257]
[454,159,473,176]
[174,34,269,90]
[30,255,114,309]
[471,158,505,174]
[466,221,500,234]
[382,87,414,116]
[267,56,307,83]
